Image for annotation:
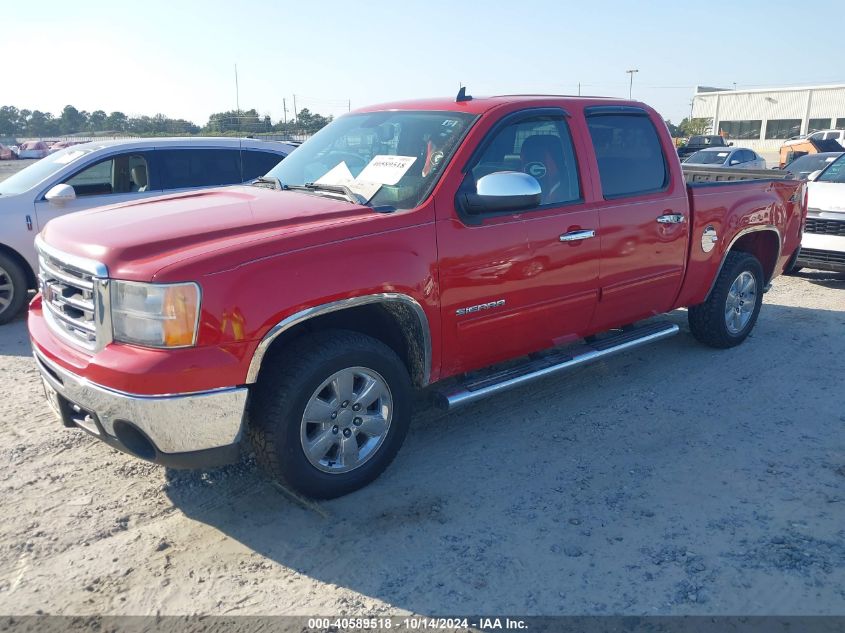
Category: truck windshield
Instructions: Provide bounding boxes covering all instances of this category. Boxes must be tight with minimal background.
[265,110,476,209]
[817,154,845,183]
[685,150,729,165]
[0,146,94,196]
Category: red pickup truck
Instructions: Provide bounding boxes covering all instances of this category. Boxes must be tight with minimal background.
[29,93,806,498]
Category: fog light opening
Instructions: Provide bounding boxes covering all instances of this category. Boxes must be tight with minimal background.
[113,420,157,461]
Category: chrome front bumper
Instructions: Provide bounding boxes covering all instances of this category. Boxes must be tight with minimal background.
[33,349,248,467]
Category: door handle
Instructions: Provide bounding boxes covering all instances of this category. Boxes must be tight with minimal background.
[656,213,686,224]
[559,229,596,242]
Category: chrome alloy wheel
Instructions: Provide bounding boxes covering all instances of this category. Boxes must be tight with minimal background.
[300,366,393,474]
[0,265,13,312]
[724,270,757,335]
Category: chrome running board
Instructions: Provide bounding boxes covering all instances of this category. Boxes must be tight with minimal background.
[435,321,679,410]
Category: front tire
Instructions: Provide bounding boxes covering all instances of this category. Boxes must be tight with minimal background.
[0,253,29,325]
[688,251,764,348]
[248,330,412,499]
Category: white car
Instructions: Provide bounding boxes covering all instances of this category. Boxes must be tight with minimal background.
[794,154,845,273]
[683,146,766,169]
[807,129,845,146]
[0,137,296,323]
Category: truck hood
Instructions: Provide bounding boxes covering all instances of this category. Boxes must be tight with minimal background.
[40,186,375,280]
[807,182,845,213]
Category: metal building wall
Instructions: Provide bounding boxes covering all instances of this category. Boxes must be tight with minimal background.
[690,85,845,164]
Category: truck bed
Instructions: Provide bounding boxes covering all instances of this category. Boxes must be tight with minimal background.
[682,164,796,184]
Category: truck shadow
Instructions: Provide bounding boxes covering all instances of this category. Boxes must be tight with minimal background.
[163,302,845,615]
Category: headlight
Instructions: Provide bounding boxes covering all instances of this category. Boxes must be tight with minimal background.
[111,281,201,348]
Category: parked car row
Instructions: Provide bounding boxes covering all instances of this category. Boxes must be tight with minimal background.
[0,136,295,323]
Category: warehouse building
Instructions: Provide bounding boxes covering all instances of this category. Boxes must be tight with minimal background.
[690,84,845,163]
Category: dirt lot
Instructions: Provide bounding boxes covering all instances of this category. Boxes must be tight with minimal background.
[0,160,843,617]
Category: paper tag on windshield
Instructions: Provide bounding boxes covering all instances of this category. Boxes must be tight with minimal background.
[314,162,382,203]
[717,152,729,157]
[356,155,417,186]
[347,181,382,201]
[315,161,355,186]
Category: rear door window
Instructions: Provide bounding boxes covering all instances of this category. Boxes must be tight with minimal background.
[242,150,284,180]
[157,149,243,189]
[586,113,668,198]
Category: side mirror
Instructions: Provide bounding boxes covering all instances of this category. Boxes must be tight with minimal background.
[807,170,822,182]
[45,183,76,205]
[728,142,734,146]
[463,171,542,214]
[729,159,741,166]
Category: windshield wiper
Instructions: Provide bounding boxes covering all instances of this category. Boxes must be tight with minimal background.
[250,176,283,190]
[302,182,368,205]
[252,178,372,207]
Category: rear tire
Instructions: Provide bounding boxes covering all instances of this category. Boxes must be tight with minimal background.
[248,329,412,499]
[688,251,764,349]
[0,253,29,325]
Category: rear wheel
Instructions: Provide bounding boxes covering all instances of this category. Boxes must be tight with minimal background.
[248,330,412,499]
[0,253,28,325]
[688,251,764,348]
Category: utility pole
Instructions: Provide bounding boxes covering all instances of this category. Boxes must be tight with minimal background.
[348,99,351,112]
[282,98,287,125]
[234,64,240,134]
[578,82,581,96]
[292,94,298,123]
[235,64,240,113]
[626,69,639,99]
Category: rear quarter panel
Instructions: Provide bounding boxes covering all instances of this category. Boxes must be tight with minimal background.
[675,179,804,308]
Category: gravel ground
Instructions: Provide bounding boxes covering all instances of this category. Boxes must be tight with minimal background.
[0,160,843,617]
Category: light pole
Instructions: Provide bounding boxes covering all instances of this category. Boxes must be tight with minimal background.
[626,69,639,99]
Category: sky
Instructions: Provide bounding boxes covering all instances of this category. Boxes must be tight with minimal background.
[3,0,844,126]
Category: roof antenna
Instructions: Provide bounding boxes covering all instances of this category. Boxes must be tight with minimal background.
[456,86,472,102]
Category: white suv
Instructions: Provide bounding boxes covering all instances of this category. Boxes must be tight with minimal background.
[0,137,295,323]
[795,153,845,273]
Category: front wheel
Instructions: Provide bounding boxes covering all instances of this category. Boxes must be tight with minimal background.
[688,251,764,348]
[248,330,412,499]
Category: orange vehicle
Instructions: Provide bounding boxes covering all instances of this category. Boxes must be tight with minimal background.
[779,137,844,168]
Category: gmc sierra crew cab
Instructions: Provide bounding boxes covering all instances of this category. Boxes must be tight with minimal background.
[29,93,806,499]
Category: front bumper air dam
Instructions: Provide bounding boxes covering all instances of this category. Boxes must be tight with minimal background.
[33,349,248,469]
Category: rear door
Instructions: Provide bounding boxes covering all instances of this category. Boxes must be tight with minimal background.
[34,150,159,231]
[583,106,689,331]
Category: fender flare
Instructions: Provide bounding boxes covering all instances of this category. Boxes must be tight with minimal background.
[704,225,781,301]
[245,293,432,385]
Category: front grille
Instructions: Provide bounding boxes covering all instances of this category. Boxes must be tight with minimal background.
[36,243,108,351]
[805,218,845,237]
[798,248,845,265]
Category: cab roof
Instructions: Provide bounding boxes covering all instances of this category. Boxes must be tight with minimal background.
[352,94,641,116]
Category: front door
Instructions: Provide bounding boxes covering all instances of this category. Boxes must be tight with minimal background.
[436,110,600,376]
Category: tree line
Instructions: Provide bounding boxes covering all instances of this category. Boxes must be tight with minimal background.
[0,104,333,138]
